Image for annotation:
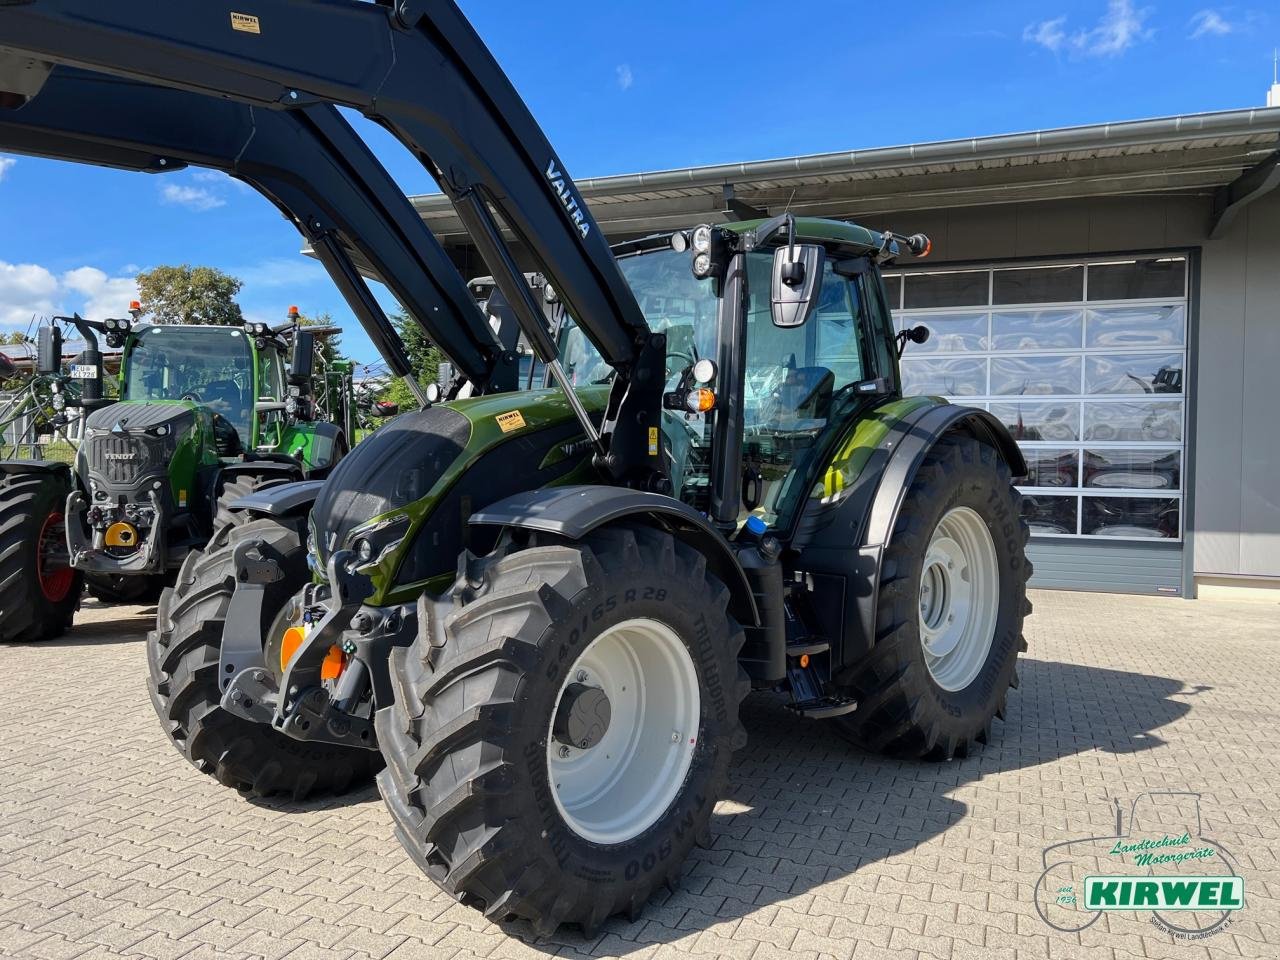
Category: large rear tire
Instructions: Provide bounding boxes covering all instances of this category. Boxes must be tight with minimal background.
[147,515,380,798]
[0,469,82,642]
[834,435,1031,760]
[376,525,750,936]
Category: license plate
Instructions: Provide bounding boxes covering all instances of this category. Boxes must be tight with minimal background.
[70,364,99,379]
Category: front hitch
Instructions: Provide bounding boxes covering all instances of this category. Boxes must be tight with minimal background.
[65,489,165,575]
[219,546,389,750]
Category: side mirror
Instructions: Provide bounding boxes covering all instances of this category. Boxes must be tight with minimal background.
[289,330,315,387]
[0,352,14,379]
[37,325,62,374]
[771,244,826,328]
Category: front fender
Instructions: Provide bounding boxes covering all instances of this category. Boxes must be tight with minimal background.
[471,485,760,628]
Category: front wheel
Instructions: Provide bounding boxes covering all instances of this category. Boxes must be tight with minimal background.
[834,435,1031,760]
[376,525,749,936]
[0,468,82,642]
[147,515,380,798]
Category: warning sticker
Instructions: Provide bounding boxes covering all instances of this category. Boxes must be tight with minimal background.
[230,12,261,34]
[648,426,659,456]
[496,410,526,433]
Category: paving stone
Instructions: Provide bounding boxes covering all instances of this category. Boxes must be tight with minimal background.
[3,592,1278,960]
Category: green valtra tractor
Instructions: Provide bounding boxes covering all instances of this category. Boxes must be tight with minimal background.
[0,306,356,640]
[0,0,1031,937]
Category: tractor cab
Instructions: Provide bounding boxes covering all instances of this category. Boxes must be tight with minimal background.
[555,216,910,531]
[121,323,262,455]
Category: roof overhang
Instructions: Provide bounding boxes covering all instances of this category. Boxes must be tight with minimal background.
[409,106,1280,242]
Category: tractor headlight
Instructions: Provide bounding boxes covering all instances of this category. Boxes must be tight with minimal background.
[148,424,169,437]
[52,394,66,411]
[346,513,411,571]
[692,253,712,278]
[285,397,298,416]
[104,318,117,331]
[691,224,712,254]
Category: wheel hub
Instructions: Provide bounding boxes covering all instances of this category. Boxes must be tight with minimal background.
[547,618,700,845]
[918,506,999,692]
[552,682,612,750]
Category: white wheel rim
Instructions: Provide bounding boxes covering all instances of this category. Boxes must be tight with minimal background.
[918,506,999,692]
[548,617,700,845]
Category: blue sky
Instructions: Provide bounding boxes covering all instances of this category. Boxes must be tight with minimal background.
[0,0,1273,367]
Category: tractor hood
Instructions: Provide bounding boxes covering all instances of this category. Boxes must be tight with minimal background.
[78,401,200,502]
[310,388,608,602]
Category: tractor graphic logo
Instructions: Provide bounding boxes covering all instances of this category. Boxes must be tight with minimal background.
[1034,792,1244,939]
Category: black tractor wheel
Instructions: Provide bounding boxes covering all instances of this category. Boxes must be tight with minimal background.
[211,474,271,534]
[147,515,379,798]
[376,525,750,936]
[0,469,82,642]
[834,435,1031,760]
[85,572,169,605]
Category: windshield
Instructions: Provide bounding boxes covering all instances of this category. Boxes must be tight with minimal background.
[555,244,873,524]
[123,325,255,442]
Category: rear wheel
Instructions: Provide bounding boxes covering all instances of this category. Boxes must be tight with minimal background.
[147,515,379,798]
[834,435,1031,760]
[0,469,82,642]
[376,525,749,935]
[211,475,272,534]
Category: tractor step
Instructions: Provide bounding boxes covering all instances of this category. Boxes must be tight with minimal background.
[784,696,858,720]
[786,638,830,658]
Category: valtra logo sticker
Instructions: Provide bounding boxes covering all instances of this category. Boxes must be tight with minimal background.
[1034,792,1245,941]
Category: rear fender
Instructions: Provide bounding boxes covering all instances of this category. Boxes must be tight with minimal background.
[0,460,71,483]
[796,404,1025,671]
[470,485,760,628]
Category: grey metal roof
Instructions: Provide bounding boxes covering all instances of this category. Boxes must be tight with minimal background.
[411,106,1280,241]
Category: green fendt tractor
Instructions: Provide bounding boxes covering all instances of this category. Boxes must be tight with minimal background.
[0,306,355,640]
[0,0,1030,937]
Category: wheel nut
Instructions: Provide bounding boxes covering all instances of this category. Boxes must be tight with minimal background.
[558,745,570,759]
[576,670,588,683]
[671,732,680,743]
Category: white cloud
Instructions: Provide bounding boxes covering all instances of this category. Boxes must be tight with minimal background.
[159,182,225,212]
[1023,16,1068,52]
[616,63,634,91]
[0,260,138,334]
[1189,10,1233,38]
[1024,1,1153,58]
[0,157,15,183]
[62,266,139,321]
[0,262,58,327]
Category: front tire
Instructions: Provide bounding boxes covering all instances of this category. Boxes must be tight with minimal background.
[147,515,380,798]
[834,435,1031,760]
[0,469,82,642]
[376,525,749,936]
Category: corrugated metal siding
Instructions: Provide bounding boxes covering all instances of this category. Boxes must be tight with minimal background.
[1028,539,1183,595]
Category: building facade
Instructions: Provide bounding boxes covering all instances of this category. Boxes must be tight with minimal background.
[409,107,1280,599]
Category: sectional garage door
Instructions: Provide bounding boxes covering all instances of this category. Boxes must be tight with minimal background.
[883,255,1189,595]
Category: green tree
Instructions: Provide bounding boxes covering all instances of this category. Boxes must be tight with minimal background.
[1,331,26,345]
[379,308,445,413]
[136,265,244,326]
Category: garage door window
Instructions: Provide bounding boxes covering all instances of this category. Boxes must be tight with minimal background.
[887,256,1187,541]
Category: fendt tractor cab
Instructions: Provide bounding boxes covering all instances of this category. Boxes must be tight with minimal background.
[65,305,353,602]
[0,301,360,640]
[0,0,1030,937]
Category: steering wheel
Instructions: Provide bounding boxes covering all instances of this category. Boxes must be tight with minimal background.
[179,391,202,402]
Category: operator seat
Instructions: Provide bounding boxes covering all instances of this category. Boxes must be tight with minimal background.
[777,364,835,421]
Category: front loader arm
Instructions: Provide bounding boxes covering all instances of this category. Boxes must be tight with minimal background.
[0,0,648,369]
[0,65,504,390]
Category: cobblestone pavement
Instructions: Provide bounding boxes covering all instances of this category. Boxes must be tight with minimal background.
[2,590,1278,960]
